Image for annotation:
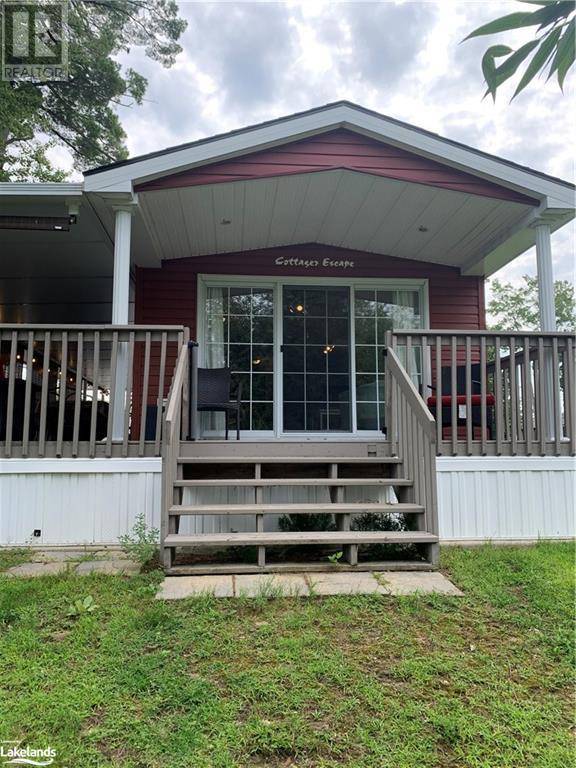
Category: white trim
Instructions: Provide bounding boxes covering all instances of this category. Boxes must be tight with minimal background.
[0,182,84,196]
[0,458,162,474]
[197,273,429,439]
[437,456,575,472]
[82,104,574,208]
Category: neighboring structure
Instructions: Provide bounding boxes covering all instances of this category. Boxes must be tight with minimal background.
[0,102,574,571]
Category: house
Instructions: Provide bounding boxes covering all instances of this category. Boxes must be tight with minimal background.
[0,102,574,573]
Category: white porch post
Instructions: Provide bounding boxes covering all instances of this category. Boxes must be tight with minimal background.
[112,206,133,439]
[534,222,556,332]
[534,220,556,440]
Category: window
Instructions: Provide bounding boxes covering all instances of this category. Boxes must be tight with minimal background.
[204,285,274,431]
[354,288,423,431]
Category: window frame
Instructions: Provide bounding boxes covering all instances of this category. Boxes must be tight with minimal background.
[197,274,429,438]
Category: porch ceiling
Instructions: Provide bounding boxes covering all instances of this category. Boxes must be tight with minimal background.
[135,169,535,272]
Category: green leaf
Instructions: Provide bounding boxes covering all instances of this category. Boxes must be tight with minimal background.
[557,23,576,87]
[531,1,576,30]
[464,11,541,40]
[484,40,540,97]
[482,45,513,98]
[548,19,576,81]
[512,27,563,98]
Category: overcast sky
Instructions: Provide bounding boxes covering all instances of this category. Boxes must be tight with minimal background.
[77,0,576,289]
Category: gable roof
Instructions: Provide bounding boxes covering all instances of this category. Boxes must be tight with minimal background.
[134,128,539,206]
[83,100,574,194]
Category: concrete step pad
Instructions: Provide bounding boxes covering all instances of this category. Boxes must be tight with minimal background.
[156,571,463,599]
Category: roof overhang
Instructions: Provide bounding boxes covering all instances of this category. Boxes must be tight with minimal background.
[134,169,548,274]
[1,102,573,280]
[83,102,574,212]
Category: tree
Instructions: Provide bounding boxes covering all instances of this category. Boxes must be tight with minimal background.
[464,0,575,100]
[488,275,576,331]
[0,0,187,181]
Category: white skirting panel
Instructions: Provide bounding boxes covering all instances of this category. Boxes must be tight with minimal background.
[0,459,162,546]
[0,456,574,546]
[436,456,575,542]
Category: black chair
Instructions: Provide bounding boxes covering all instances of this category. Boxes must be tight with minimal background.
[197,367,242,440]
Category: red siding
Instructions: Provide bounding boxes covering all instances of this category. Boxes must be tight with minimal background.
[132,244,485,434]
[135,244,485,336]
[136,129,538,206]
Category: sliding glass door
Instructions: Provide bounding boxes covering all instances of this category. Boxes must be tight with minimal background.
[200,278,425,437]
[204,285,274,433]
[282,286,351,432]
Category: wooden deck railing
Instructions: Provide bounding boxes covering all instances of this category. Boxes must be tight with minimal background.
[384,346,438,563]
[388,330,575,457]
[0,324,188,458]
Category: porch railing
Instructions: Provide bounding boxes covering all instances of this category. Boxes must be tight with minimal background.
[384,346,438,562]
[0,324,188,458]
[388,330,575,457]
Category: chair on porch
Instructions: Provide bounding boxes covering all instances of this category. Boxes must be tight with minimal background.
[197,367,242,440]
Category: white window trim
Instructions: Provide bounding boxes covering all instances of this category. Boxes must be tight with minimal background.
[197,274,430,439]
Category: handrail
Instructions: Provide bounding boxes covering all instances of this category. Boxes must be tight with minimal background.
[384,342,438,563]
[0,324,186,331]
[165,343,188,429]
[391,329,575,338]
[384,346,435,441]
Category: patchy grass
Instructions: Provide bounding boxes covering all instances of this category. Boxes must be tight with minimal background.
[0,547,31,570]
[0,542,573,767]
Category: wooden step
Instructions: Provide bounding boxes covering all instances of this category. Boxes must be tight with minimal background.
[168,502,422,516]
[177,456,402,464]
[166,561,435,575]
[164,531,438,546]
[173,477,412,488]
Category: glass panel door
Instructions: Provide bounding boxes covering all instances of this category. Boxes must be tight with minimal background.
[204,285,274,433]
[354,288,423,431]
[282,286,351,432]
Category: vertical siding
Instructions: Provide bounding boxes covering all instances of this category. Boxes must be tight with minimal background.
[0,463,161,546]
[1,459,572,545]
[436,463,575,541]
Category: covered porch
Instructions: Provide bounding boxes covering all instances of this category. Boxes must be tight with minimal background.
[0,102,574,564]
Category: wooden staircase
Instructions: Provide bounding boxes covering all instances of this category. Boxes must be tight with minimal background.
[160,346,439,575]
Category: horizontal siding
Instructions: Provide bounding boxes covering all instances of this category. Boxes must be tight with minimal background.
[132,245,485,430]
[136,129,538,206]
[136,244,484,336]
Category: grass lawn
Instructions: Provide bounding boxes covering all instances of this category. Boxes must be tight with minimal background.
[0,543,574,768]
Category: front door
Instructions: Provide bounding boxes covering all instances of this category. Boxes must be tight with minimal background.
[281,286,352,432]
